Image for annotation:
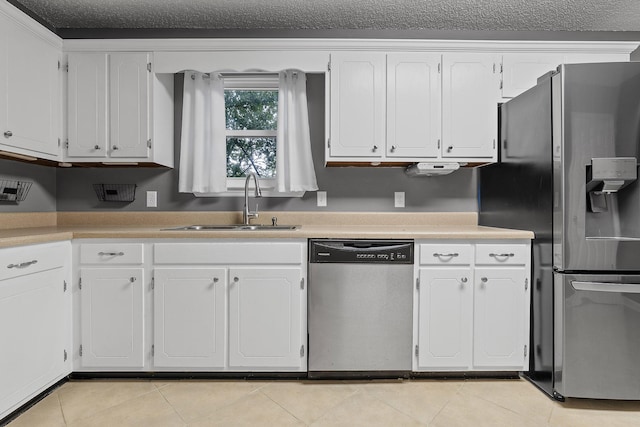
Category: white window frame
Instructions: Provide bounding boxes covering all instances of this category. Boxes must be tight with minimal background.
[223,74,282,195]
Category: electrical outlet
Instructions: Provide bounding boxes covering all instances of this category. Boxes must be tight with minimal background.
[394,192,405,208]
[317,191,327,207]
[146,191,157,208]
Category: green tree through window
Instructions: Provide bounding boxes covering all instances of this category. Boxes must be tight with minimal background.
[224,89,278,178]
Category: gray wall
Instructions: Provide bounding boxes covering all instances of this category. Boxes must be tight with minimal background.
[24,74,478,213]
[0,159,57,212]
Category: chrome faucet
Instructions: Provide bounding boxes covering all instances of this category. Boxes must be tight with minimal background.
[243,172,262,225]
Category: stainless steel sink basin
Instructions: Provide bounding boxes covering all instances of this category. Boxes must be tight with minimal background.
[164,224,299,231]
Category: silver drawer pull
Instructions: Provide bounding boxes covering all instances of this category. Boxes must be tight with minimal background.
[98,252,124,256]
[130,277,136,283]
[489,253,514,260]
[433,252,459,260]
[460,277,468,283]
[7,260,38,269]
[4,131,13,138]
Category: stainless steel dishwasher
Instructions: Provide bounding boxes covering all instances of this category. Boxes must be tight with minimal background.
[308,239,414,378]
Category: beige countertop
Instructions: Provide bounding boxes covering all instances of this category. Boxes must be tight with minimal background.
[0,212,534,248]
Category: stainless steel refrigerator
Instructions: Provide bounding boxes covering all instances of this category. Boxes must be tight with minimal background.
[479,62,640,400]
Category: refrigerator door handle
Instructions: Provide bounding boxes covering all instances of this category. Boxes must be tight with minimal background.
[571,281,640,293]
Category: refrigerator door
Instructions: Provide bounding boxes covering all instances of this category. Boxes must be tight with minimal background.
[554,272,640,399]
[556,62,640,271]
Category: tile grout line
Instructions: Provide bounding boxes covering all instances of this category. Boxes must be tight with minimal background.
[155,385,189,426]
[58,383,164,425]
[257,388,310,426]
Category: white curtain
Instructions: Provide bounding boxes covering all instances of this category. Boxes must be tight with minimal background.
[179,71,226,193]
[179,69,318,194]
[276,70,318,192]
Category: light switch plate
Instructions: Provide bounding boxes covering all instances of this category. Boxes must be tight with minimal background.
[317,191,327,207]
[394,192,405,208]
[146,191,157,208]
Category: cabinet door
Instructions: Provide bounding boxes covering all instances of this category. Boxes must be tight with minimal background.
[153,268,226,368]
[473,267,527,369]
[0,13,7,141]
[109,52,150,158]
[417,267,473,370]
[387,53,441,158]
[0,267,67,418]
[329,52,386,158]
[80,268,145,368]
[442,53,500,159]
[4,19,59,156]
[228,267,304,370]
[67,53,108,158]
[501,53,563,98]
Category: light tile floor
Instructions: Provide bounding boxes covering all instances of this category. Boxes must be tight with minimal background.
[7,378,640,426]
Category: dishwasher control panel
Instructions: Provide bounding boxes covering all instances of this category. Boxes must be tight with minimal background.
[309,239,414,264]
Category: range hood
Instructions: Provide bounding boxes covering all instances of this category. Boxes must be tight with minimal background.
[405,162,461,176]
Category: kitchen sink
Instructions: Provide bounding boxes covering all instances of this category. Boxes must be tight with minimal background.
[164,224,299,231]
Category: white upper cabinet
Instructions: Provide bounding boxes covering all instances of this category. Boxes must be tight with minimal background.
[329,52,386,158]
[441,53,500,160]
[387,53,441,159]
[329,51,500,164]
[65,52,174,166]
[109,53,151,158]
[501,53,563,99]
[501,52,629,99]
[67,53,108,158]
[0,8,61,160]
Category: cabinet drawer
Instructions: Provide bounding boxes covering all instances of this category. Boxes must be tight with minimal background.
[79,243,144,265]
[0,242,69,281]
[154,242,304,265]
[419,244,472,265]
[475,244,528,265]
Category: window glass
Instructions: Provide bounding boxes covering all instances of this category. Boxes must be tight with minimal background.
[224,88,278,178]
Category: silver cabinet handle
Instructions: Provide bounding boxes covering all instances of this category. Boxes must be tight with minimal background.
[130,277,136,283]
[94,145,101,150]
[98,252,124,256]
[112,146,119,150]
[433,253,459,260]
[460,277,468,283]
[447,146,453,153]
[390,145,396,153]
[213,277,219,283]
[233,277,239,282]
[3,131,12,138]
[7,260,38,269]
[372,145,378,152]
[480,277,488,288]
[489,253,514,261]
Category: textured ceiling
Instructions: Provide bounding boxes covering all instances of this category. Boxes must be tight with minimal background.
[11,0,640,31]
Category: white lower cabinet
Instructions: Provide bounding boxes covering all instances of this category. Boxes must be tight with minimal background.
[153,240,307,372]
[79,267,145,368]
[0,242,71,420]
[473,267,527,369]
[415,240,530,372]
[417,267,473,369]
[153,268,226,368]
[228,267,304,370]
